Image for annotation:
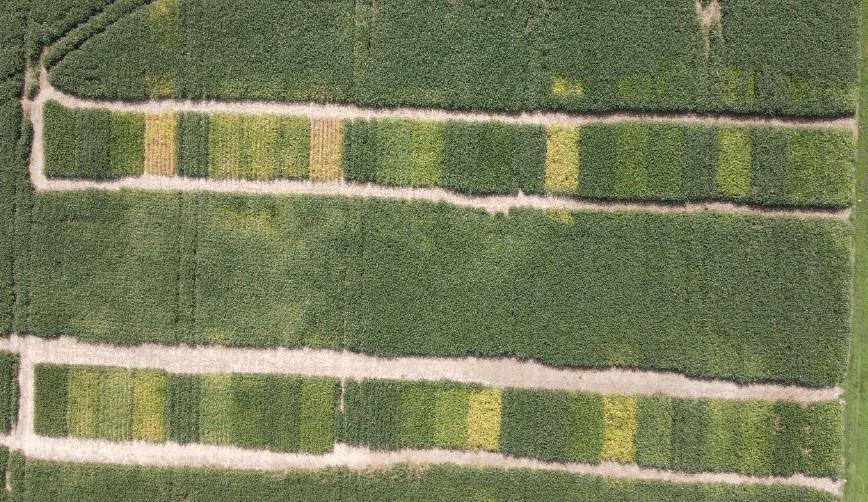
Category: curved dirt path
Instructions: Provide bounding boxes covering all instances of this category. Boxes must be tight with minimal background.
[0,334,841,408]
[0,435,842,495]
[38,70,856,131]
[26,72,851,219]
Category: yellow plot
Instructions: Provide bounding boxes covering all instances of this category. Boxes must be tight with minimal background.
[132,370,168,442]
[545,126,579,194]
[466,389,502,450]
[309,119,343,181]
[552,76,584,98]
[144,113,177,176]
[601,395,637,463]
[717,127,752,198]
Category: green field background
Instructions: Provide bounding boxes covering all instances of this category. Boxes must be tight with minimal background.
[0,455,840,502]
[0,0,863,499]
[19,191,852,387]
[47,0,860,117]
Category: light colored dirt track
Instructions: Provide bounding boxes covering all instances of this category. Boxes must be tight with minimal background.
[24,71,851,219]
[0,334,841,409]
[37,70,855,131]
[0,436,842,495]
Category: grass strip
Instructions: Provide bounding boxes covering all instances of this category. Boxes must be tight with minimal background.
[299,377,338,454]
[395,383,435,450]
[0,352,17,433]
[108,112,144,178]
[263,376,301,452]
[634,395,672,469]
[500,389,571,461]
[198,374,232,445]
[176,112,208,178]
[66,366,99,438]
[340,379,400,450]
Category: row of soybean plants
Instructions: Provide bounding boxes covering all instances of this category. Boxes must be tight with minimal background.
[2,458,841,502]
[0,353,17,434]
[43,101,854,207]
[32,364,843,479]
[48,0,858,117]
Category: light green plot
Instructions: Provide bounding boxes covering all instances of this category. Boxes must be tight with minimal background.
[67,367,100,438]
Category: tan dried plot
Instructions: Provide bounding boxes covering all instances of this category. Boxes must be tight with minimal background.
[308,119,343,181]
[144,113,177,176]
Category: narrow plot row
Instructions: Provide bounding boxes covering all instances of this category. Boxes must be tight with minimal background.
[0,351,16,434]
[340,380,843,479]
[42,101,855,207]
[29,364,843,479]
[33,364,338,453]
[0,452,841,502]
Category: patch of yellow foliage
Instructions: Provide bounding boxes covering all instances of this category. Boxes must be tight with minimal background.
[601,395,637,463]
[466,389,502,450]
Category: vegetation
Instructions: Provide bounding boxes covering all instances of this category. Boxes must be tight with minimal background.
[0,0,27,336]
[0,458,836,502]
[43,101,855,207]
[43,102,142,179]
[0,0,863,498]
[844,1,868,499]
[33,364,339,453]
[21,191,851,386]
[48,0,859,116]
[341,379,843,478]
[0,352,17,433]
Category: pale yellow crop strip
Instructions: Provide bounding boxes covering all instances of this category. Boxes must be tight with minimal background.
[308,119,343,181]
[466,389,502,451]
[717,128,751,197]
[132,370,168,442]
[143,113,176,176]
[601,395,637,463]
[544,125,580,193]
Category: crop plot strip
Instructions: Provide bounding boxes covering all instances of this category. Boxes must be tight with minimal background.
[339,379,842,478]
[0,436,843,495]
[0,335,845,494]
[27,79,855,216]
[0,334,845,496]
